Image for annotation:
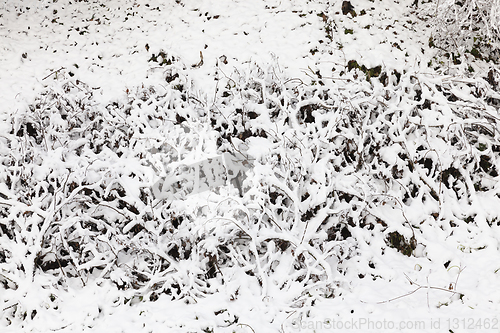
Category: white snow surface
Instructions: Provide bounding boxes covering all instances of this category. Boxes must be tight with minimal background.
[1,0,500,332]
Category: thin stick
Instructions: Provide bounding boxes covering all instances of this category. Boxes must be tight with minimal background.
[42,67,65,80]
[370,273,464,304]
[238,323,256,333]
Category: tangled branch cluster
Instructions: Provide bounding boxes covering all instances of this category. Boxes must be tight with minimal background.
[422,0,500,60]
[1,51,500,327]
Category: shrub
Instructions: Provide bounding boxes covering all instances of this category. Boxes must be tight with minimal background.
[423,0,500,61]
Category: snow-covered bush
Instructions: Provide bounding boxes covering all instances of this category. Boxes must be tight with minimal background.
[0,60,220,324]
[2,49,500,329]
[422,0,500,61]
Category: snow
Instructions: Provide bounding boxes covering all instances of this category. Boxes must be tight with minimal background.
[2,0,500,331]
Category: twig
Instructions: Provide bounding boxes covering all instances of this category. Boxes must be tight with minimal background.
[282,310,297,333]
[42,67,65,80]
[238,323,256,333]
[191,51,204,68]
[450,264,466,291]
[366,272,464,304]
[2,302,18,311]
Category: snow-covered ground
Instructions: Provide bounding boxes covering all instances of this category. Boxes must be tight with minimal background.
[1,0,500,332]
